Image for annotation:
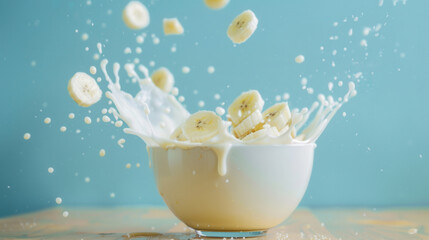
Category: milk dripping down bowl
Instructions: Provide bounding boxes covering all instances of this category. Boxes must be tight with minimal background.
[151,144,315,237]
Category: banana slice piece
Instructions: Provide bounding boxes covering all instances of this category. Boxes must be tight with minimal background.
[227,10,258,44]
[151,67,174,93]
[170,124,187,141]
[68,72,102,107]
[163,18,184,35]
[204,0,230,10]
[232,110,263,138]
[262,102,291,132]
[228,90,264,126]
[182,111,222,143]
[242,127,279,142]
[123,1,150,30]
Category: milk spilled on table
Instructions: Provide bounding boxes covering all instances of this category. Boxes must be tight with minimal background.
[99,59,356,176]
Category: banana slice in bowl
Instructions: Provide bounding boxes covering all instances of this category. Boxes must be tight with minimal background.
[182,111,222,143]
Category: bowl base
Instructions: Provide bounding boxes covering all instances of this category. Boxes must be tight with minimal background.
[195,230,267,238]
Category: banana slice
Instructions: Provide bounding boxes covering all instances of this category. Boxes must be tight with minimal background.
[68,72,102,107]
[228,90,264,126]
[204,0,230,10]
[182,111,222,143]
[170,125,187,141]
[232,110,263,138]
[262,102,291,132]
[163,18,184,35]
[227,10,258,44]
[242,127,279,142]
[151,67,174,93]
[123,1,150,30]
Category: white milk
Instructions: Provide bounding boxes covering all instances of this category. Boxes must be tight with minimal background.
[99,59,357,176]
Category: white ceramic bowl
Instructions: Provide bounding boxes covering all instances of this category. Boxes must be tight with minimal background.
[151,144,315,237]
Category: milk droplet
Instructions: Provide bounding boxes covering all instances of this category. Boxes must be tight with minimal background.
[360,39,368,47]
[198,101,205,107]
[149,61,155,67]
[124,47,132,54]
[68,113,75,119]
[214,94,221,100]
[76,129,81,134]
[182,66,190,74]
[44,117,51,124]
[126,163,131,168]
[136,36,144,44]
[101,108,108,114]
[328,82,334,91]
[84,116,92,124]
[85,177,91,183]
[153,37,160,45]
[60,126,67,132]
[62,211,69,218]
[48,167,54,173]
[56,197,62,204]
[363,27,371,36]
[307,88,314,94]
[348,28,353,36]
[118,138,126,148]
[171,87,179,96]
[81,33,89,41]
[419,154,423,159]
[216,107,225,116]
[30,60,37,67]
[283,93,290,100]
[301,78,308,85]
[102,115,111,122]
[275,95,281,101]
[135,47,142,54]
[333,22,339,27]
[115,121,123,127]
[93,54,100,60]
[171,45,177,52]
[99,149,106,157]
[110,193,116,198]
[207,66,215,74]
[178,96,185,102]
[89,66,97,75]
[342,112,347,117]
[295,55,305,63]
[97,42,102,54]
[23,133,31,140]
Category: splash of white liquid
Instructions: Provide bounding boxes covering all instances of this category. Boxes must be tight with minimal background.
[100,60,356,176]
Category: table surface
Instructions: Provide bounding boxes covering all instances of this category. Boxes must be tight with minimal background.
[0,207,428,240]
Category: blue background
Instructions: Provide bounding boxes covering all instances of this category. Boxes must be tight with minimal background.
[1,0,428,217]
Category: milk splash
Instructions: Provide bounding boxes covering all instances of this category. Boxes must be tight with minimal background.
[100,59,356,176]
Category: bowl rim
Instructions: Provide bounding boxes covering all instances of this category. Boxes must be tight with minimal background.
[149,143,316,149]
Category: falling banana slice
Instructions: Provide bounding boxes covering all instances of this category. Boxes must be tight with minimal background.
[163,18,184,35]
[232,110,263,139]
[227,10,258,44]
[242,127,279,142]
[68,72,102,107]
[182,111,222,143]
[228,90,264,126]
[123,1,150,30]
[262,102,291,132]
[151,67,175,93]
[204,0,230,10]
[170,124,187,141]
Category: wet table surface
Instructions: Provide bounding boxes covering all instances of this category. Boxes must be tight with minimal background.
[0,206,428,239]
